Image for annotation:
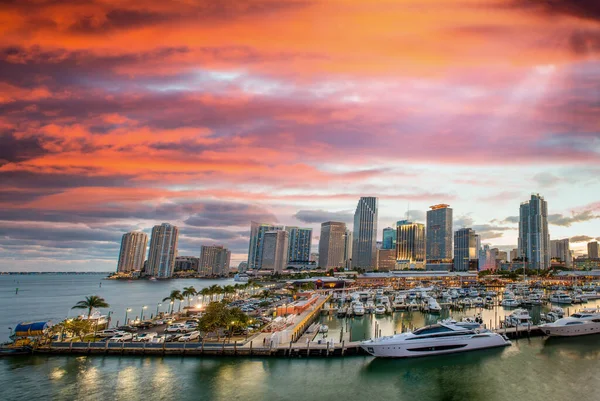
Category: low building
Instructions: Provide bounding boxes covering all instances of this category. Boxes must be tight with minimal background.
[376,249,396,271]
[174,256,199,272]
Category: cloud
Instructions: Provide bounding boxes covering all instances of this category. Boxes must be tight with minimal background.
[480,232,505,240]
[548,210,599,227]
[509,0,600,22]
[570,235,595,243]
[454,215,474,229]
[532,172,561,188]
[502,216,520,224]
[294,210,353,224]
[184,202,277,227]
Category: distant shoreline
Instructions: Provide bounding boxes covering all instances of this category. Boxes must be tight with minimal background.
[0,272,111,275]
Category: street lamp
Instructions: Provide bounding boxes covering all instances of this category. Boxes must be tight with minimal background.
[170,301,174,315]
[125,308,132,325]
[141,305,148,321]
[156,303,162,317]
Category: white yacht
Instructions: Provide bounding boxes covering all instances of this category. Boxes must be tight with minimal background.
[501,298,520,308]
[375,305,386,315]
[541,308,600,337]
[549,292,572,304]
[360,323,510,358]
[353,302,365,316]
[439,318,480,330]
[425,297,442,314]
[505,309,533,327]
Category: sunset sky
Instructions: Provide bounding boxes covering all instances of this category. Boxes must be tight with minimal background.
[1,0,599,271]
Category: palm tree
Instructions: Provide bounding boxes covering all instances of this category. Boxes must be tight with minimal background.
[162,290,184,314]
[71,295,110,318]
[208,285,222,302]
[200,287,211,304]
[222,285,235,300]
[182,286,197,307]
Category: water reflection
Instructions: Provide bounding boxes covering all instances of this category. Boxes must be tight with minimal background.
[540,335,600,360]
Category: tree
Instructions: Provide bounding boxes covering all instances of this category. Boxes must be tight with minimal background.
[200,287,211,304]
[208,285,223,301]
[182,286,197,306]
[71,295,110,318]
[198,302,250,339]
[162,290,184,314]
[222,285,235,300]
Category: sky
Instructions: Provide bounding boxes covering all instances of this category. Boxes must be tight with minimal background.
[0,0,599,272]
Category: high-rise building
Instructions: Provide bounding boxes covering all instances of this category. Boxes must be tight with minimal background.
[285,226,312,264]
[518,194,550,270]
[318,221,347,269]
[344,229,353,270]
[247,222,284,270]
[479,244,495,271]
[426,204,453,263]
[261,230,289,273]
[382,227,396,250]
[117,231,148,273]
[174,256,199,272]
[377,249,396,271]
[453,228,479,272]
[199,245,231,276]
[588,241,599,259]
[551,239,572,267]
[352,197,378,269]
[147,223,179,278]
[509,248,519,262]
[396,220,425,269]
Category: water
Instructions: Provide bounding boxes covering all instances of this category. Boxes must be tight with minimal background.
[0,274,235,342]
[2,276,600,400]
[1,336,599,401]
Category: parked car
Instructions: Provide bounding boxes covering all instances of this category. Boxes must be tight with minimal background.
[98,329,122,338]
[149,335,165,344]
[133,332,157,342]
[135,321,155,329]
[178,331,201,342]
[108,332,134,342]
[164,333,182,342]
[116,325,139,333]
[165,323,189,333]
[185,320,199,325]
[153,319,166,325]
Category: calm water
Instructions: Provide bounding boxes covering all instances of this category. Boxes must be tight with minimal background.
[2,275,600,401]
[1,336,600,401]
[0,274,235,342]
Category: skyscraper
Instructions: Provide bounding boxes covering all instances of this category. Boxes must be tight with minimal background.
[382,227,396,250]
[117,231,148,273]
[261,230,289,273]
[199,245,231,276]
[426,204,453,264]
[285,226,312,264]
[344,229,353,270]
[454,228,479,272]
[396,220,425,269]
[352,197,378,269]
[588,241,599,259]
[518,194,550,270]
[551,239,572,267]
[147,223,179,278]
[479,244,494,271]
[247,222,284,270]
[318,221,347,269]
[509,248,519,262]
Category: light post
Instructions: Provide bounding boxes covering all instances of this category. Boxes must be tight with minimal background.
[107,310,112,328]
[141,306,147,321]
[170,301,174,315]
[156,303,162,317]
[125,308,132,325]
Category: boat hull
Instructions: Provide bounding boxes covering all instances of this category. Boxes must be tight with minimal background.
[542,322,600,337]
[361,334,510,358]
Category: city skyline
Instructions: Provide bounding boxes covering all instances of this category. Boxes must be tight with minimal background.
[1,1,599,272]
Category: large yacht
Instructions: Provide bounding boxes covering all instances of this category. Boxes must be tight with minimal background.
[360,323,510,358]
[549,292,572,304]
[541,308,600,337]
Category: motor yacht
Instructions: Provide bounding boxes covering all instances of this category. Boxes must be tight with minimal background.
[501,298,520,308]
[360,323,510,358]
[549,292,572,304]
[439,318,480,330]
[425,297,442,314]
[353,302,365,316]
[505,308,533,327]
[541,308,600,337]
[375,305,386,315]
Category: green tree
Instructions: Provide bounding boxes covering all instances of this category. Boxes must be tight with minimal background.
[182,286,197,306]
[200,287,211,304]
[162,290,184,314]
[71,295,110,318]
[222,285,235,300]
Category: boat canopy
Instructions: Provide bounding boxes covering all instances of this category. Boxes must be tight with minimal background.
[14,321,52,337]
